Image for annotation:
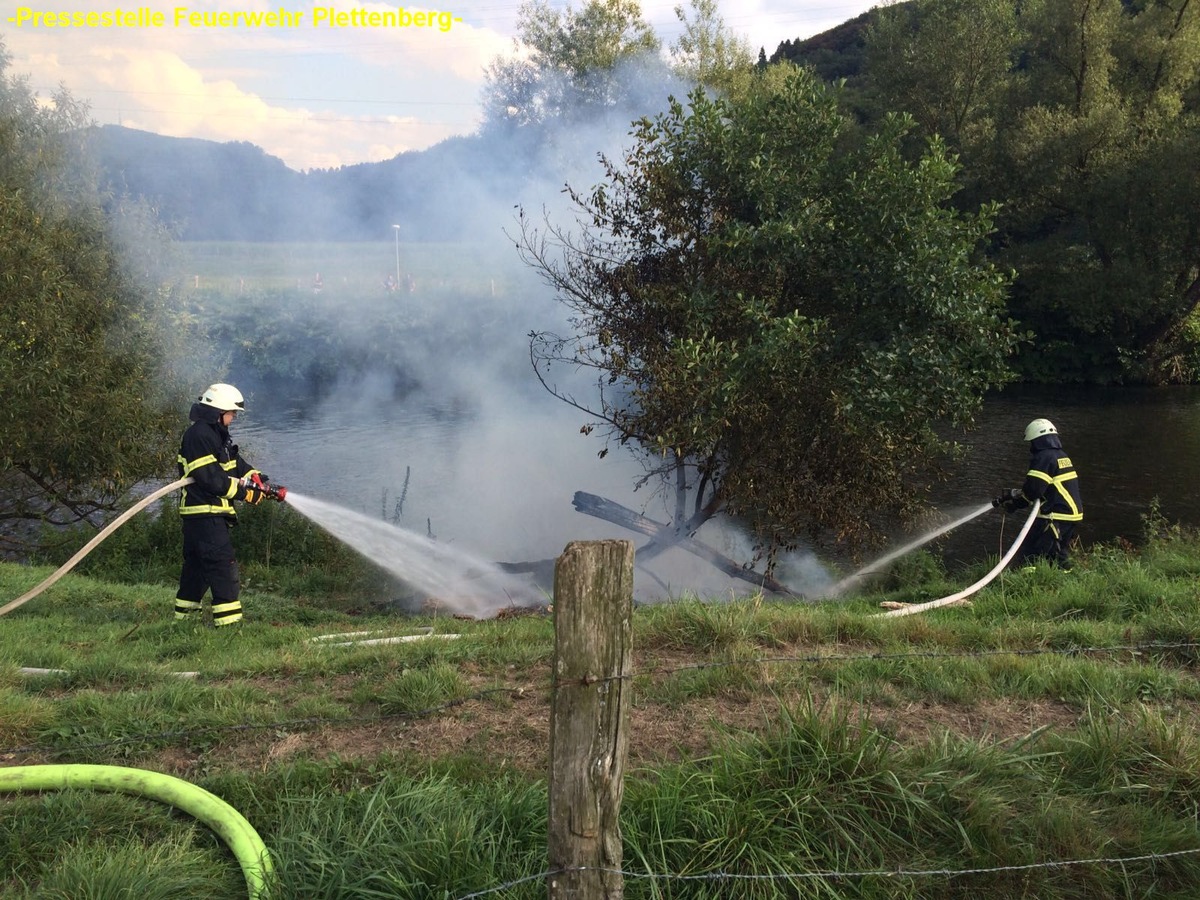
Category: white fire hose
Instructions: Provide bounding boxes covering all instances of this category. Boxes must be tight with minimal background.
[876,500,1041,618]
[0,477,193,617]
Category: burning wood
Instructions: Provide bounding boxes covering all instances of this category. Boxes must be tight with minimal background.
[571,491,802,597]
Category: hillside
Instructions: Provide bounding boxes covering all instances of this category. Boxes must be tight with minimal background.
[85,11,886,245]
[768,8,877,81]
[89,125,535,242]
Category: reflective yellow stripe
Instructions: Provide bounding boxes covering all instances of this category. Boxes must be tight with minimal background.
[212,599,243,626]
[179,453,217,476]
[180,505,237,516]
[1028,466,1082,522]
[178,451,241,509]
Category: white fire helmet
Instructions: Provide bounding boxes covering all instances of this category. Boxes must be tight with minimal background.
[198,383,246,413]
[1023,418,1057,442]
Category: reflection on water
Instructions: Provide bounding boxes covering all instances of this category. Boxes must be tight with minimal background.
[235,382,1200,584]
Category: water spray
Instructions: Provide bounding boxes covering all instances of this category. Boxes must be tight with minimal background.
[283,491,544,618]
[0,474,538,621]
[824,501,995,599]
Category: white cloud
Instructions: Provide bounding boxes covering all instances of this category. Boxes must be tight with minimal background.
[2,0,876,169]
[357,2,514,82]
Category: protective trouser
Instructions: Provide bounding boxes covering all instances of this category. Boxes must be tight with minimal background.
[1016,518,1076,569]
[176,516,243,625]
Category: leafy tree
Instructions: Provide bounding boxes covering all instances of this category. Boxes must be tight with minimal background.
[993,0,1200,382]
[481,0,663,131]
[863,0,1017,152]
[669,0,754,95]
[860,0,1200,383]
[517,67,1018,557]
[0,44,180,549]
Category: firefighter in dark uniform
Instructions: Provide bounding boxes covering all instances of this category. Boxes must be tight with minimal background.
[994,418,1083,569]
[175,383,284,625]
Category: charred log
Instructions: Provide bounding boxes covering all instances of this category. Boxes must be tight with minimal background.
[571,491,802,597]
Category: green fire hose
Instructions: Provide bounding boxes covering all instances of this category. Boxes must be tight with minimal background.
[0,764,274,899]
[0,477,193,618]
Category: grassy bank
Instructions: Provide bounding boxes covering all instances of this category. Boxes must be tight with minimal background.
[3,520,1200,898]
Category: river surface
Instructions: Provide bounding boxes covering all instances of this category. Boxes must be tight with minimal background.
[937,384,1200,564]
[233,381,1200,594]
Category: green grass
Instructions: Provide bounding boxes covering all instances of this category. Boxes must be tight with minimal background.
[4,528,1200,898]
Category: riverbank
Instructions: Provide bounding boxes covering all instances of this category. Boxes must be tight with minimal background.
[3,526,1200,898]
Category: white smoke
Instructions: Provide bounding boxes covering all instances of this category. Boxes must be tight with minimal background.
[177,53,836,604]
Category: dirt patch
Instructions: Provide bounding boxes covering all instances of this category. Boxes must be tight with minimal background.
[868,697,1081,745]
[140,659,1094,781]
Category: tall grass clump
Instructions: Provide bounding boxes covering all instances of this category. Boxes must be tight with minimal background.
[11,838,241,900]
[0,792,243,899]
[251,771,547,899]
[620,700,1200,899]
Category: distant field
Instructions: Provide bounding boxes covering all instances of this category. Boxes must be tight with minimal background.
[175,240,525,298]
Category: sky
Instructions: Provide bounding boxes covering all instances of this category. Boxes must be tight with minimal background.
[4,0,880,171]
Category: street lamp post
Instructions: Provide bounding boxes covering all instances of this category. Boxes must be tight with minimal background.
[392,224,401,287]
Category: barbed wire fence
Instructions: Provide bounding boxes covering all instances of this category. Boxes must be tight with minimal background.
[4,638,1200,897]
[4,640,1198,760]
[454,848,1200,899]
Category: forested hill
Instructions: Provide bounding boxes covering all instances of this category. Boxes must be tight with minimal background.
[90,127,305,241]
[87,124,535,242]
[86,11,884,244]
[768,9,874,82]
[86,1,1200,387]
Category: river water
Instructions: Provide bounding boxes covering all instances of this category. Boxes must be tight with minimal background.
[233,380,1200,595]
[936,383,1200,564]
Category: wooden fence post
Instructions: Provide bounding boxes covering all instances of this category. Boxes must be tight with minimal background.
[547,539,634,900]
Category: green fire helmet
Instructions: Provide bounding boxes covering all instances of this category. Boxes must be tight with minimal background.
[1024,418,1057,442]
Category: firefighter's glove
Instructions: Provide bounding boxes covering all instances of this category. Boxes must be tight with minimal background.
[241,472,269,492]
[993,488,1024,513]
[242,487,265,506]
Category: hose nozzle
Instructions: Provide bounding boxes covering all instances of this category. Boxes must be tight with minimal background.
[243,474,287,503]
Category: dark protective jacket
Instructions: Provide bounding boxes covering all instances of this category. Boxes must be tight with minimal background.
[1020,433,1083,523]
[177,403,261,518]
